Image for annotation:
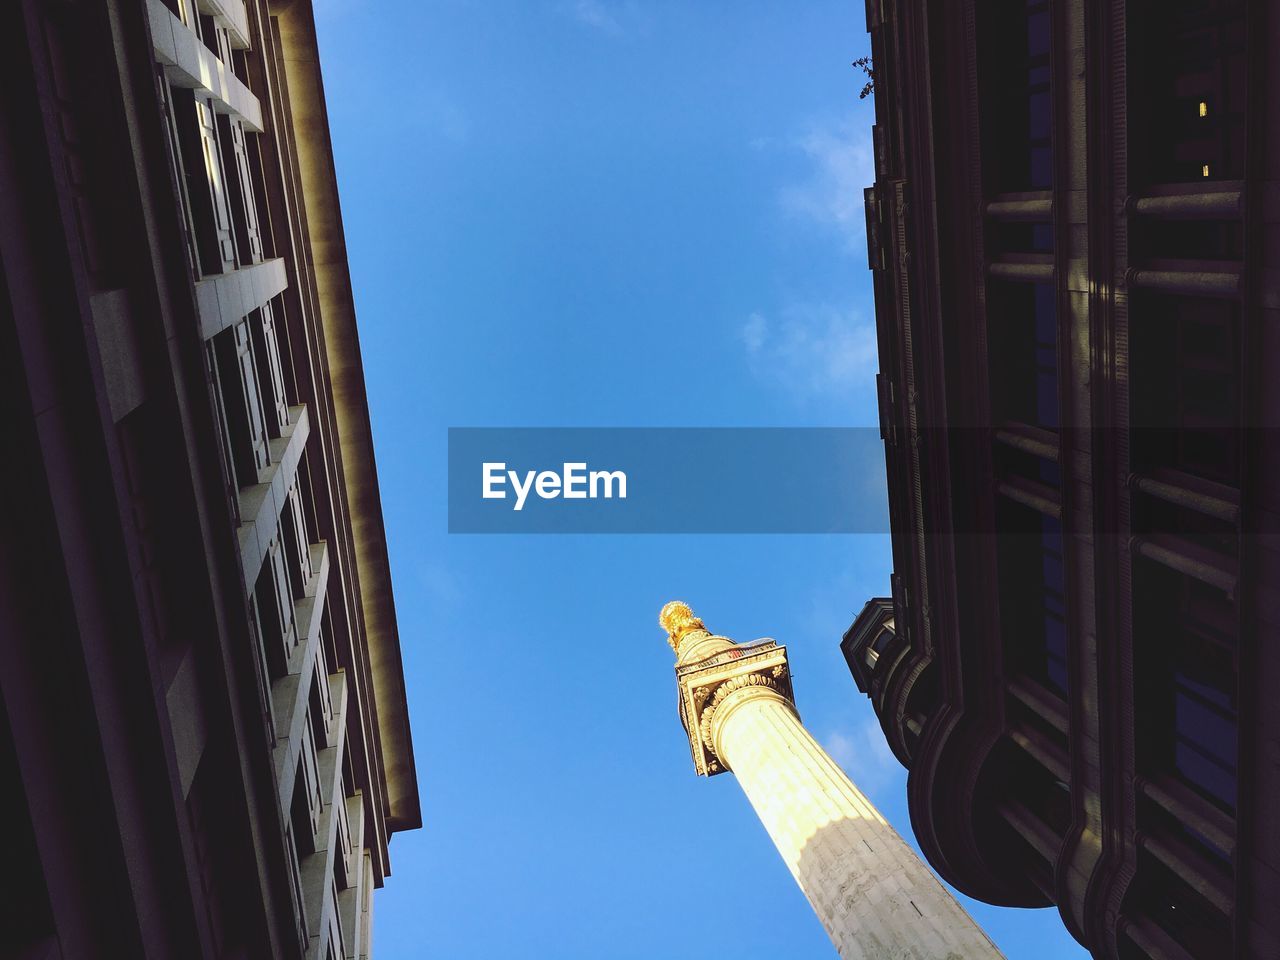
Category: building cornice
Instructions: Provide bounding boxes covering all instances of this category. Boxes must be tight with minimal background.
[271,0,421,833]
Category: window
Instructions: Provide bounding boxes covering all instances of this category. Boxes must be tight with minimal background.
[280,484,313,600]
[169,87,238,276]
[218,114,265,266]
[989,282,1059,431]
[994,441,1062,490]
[978,0,1053,193]
[1171,576,1238,811]
[1134,562,1238,813]
[205,340,242,518]
[1128,849,1230,955]
[209,321,271,488]
[310,655,335,746]
[1131,213,1242,262]
[996,500,1068,696]
[247,594,275,739]
[1131,294,1240,486]
[864,624,895,670]
[187,739,260,953]
[158,80,203,277]
[254,540,298,678]
[252,301,292,435]
[1128,0,1247,184]
[282,821,309,950]
[989,220,1054,255]
[1139,789,1232,871]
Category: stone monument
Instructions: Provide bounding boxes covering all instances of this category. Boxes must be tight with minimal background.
[660,601,1003,959]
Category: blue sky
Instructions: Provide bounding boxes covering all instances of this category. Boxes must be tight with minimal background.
[312,2,1089,957]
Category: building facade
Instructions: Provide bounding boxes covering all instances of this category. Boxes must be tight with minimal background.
[0,0,420,957]
[847,1,1276,958]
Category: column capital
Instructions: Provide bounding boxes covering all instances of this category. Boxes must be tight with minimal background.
[661,601,796,776]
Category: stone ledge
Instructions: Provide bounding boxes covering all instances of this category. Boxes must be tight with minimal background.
[195,258,288,340]
[147,0,264,132]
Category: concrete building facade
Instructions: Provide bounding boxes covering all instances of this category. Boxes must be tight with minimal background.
[846,1,1277,958]
[0,0,420,957]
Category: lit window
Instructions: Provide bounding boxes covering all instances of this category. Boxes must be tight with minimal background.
[1129,1,1246,183]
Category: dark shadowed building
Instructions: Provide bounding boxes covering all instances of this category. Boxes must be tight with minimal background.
[846,1,1277,958]
[0,0,420,957]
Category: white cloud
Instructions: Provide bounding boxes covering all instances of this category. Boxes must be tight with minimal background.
[739,304,877,400]
[563,0,649,36]
[824,717,899,792]
[779,117,875,254]
[741,311,768,354]
[572,0,622,33]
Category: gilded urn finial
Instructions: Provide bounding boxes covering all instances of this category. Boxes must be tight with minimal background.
[659,600,706,651]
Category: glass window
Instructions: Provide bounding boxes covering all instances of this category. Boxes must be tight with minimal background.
[1131,293,1240,486]
[1128,0,1247,184]
[1039,514,1068,694]
[978,0,1053,192]
[996,500,1068,697]
[1033,284,1059,430]
[1173,679,1237,810]
[988,281,1059,431]
[1134,562,1238,813]
[1130,850,1231,954]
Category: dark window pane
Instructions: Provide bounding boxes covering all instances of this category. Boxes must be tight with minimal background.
[1174,740,1236,810]
[1175,687,1236,760]
[978,0,1054,193]
[1133,559,1238,813]
[1037,457,1061,488]
[989,281,1059,431]
[1131,293,1240,485]
[996,500,1068,696]
[1030,147,1052,190]
[1029,91,1051,139]
[1027,9,1050,57]
[1128,0,1247,184]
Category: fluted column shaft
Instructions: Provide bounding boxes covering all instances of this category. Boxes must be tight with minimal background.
[714,689,1003,960]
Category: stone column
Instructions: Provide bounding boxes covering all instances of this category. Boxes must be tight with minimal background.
[661,601,1003,960]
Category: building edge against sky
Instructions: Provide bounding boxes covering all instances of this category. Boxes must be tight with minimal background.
[0,0,419,956]
[848,1,1276,959]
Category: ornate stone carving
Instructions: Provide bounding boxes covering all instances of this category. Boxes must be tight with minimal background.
[659,600,705,651]
[662,600,795,777]
[698,672,787,751]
